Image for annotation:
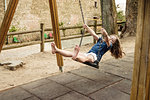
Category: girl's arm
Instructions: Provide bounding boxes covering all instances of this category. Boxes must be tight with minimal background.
[83,24,99,41]
[101,28,111,46]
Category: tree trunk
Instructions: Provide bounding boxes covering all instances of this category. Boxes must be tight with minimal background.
[120,0,138,38]
[101,0,118,35]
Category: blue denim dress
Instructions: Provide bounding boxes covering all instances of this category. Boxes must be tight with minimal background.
[88,37,112,62]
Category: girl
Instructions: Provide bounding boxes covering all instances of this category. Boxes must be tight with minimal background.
[51,24,123,68]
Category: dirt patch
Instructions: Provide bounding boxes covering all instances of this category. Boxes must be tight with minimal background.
[0,36,135,92]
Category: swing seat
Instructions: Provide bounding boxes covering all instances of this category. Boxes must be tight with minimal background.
[83,60,99,69]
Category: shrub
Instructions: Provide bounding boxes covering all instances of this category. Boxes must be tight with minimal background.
[116,4,125,21]
[9,26,18,32]
[117,10,125,21]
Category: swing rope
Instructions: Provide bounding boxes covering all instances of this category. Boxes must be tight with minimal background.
[78,0,85,24]
[77,0,103,68]
[78,0,85,47]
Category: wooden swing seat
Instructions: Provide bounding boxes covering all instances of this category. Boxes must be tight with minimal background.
[83,60,99,69]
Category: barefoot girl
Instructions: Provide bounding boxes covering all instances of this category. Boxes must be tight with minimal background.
[51,24,123,67]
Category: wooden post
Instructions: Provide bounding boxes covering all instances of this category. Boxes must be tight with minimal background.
[40,23,45,52]
[130,0,150,100]
[93,16,97,44]
[49,0,63,71]
[62,29,66,37]
[0,0,19,53]
[6,36,8,44]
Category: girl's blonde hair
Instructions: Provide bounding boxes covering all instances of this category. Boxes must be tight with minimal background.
[110,36,124,59]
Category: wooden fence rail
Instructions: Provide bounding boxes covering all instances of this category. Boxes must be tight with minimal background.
[7,24,101,36]
[3,21,125,51]
[7,29,41,36]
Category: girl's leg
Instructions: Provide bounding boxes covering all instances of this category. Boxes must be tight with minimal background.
[51,43,94,63]
[72,45,94,63]
[51,43,73,57]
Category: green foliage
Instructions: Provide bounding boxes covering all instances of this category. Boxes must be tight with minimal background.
[117,10,125,21]
[59,22,63,26]
[100,16,102,20]
[116,4,125,21]
[9,26,17,32]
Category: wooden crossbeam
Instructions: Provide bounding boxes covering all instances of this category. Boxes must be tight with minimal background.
[130,0,150,99]
[49,0,63,71]
[0,0,19,52]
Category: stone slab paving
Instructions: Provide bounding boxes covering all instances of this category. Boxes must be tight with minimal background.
[100,55,134,80]
[120,55,134,63]
[65,78,107,95]
[24,96,41,100]
[70,67,123,84]
[21,78,52,90]
[47,72,83,85]
[100,62,133,80]
[89,87,130,100]
[53,91,91,100]
[0,53,134,100]
[111,79,131,94]
[23,80,71,100]
[0,87,32,100]
[101,58,133,69]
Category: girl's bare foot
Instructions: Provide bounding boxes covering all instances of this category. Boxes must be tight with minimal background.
[72,45,80,60]
[51,43,57,54]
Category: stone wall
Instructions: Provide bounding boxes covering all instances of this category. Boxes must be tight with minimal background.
[0,0,4,25]
[0,0,101,29]
[0,0,101,39]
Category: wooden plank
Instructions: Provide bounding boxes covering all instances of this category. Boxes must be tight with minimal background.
[93,16,97,44]
[40,23,45,52]
[0,0,15,50]
[7,21,123,36]
[145,0,150,99]
[138,0,150,99]
[0,0,14,41]
[130,0,144,99]
[7,29,41,36]
[146,45,150,99]
[49,0,63,68]
[0,0,19,52]
[7,24,98,36]
[3,33,100,51]
[130,0,150,99]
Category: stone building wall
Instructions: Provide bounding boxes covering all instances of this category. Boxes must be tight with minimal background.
[0,0,101,40]
[0,0,101,29]
[0,0,4,25]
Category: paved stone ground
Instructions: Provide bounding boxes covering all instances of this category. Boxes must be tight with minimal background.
[0,52,133,100]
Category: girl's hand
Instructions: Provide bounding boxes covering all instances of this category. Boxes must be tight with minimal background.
[101,28,105,33]
[83,24,88,29]
[101,28,107,36]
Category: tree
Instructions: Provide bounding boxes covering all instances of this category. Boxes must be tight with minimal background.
[101,0,118,35]
[120,0,138,38]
